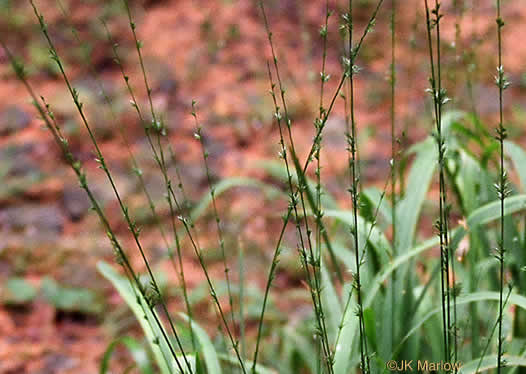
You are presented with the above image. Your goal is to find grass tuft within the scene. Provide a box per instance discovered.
[3,1,526,373]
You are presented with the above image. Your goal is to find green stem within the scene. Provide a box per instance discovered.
[496,0,508,371]
[390,0,397,355]
[2,42,182,374]
[191,103,236,329]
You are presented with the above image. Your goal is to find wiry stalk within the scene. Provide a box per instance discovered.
[238,240,246,363]
[316,0,331,290]
[434,1,457,362]
[424,0,445,358]
[459,4,483,356]
[102,11,198,350]
[170,191,248,373]
[333,176,389,353]
[256,0,384,287]
[251,198,292,372]
[455,3,482,354]
[28,3,194,373]
[191,102,236,327]
[476,285,513,373]
[258,4,334,372]
[316,3,331,369]
[495,0,510,371]
[169,146,192,215]
[389,0,397,355]
[344,1,370,371]
[424,0,456,365]
[1,43,184,374]
[253,2,384,372]
[114,3,246,369]
[267,64,333,373]
[250,66,295,374]
[55,4,197,350]
[465,0,481,121]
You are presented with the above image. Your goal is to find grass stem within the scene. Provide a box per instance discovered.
[495,0,509,371]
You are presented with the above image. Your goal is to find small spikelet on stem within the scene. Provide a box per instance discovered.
[495,0,509,372]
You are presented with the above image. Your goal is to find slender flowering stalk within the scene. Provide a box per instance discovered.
[111,3,246,369]
[315,0,331,306]
[390,0,397,257]
[169,190,248,373]
[55,7,195,348]
[465,5,482,351]
[389,0,398,354]
[101,13,198,350]
[256,0,384,287]
[258,3,334,371]
[58,4,188,309]
[169,146,191,211]
[191,101,236,328]
[475,284,512,373]
[1,42,186,374]
[316,2,331,274]
[333,176,389,355]
[28,4,194,373]
[452,0,461,93]
[423,0,457,365]
[464,0,481,121]
[255,2,384,372]
[448,2,470,365]
[268,64,333,373]
[495,0,510,371]
[259,2,383,367]
[424,0,446,360]
[344,1,370,371]
[315,3,331,368]
[238,239,246,363]
[141,148,247,372]
[251,64,295,374]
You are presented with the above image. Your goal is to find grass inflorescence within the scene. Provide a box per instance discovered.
[423,0,457,365]
[494,0,510,372]
[3,0,526,373]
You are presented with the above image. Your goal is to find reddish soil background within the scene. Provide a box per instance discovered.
[1,0,526,372]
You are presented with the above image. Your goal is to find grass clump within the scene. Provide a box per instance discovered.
[3,1,526,373]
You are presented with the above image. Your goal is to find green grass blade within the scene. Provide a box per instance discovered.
[505,140,526,191]
[324,210,392,262]
[464,194,526,227]
[321,259,342,341]
[255,160,338,209]
[361,186,392,226]
[399,292,526,348]
[392,137,436,349]
[459,355,526,373]
[330,241,357,274]
[190,177,283,222]
[217,353,275,374]
[365,194,526,308]
[100,336,154,374]
[365,234,442,308]
[283,327,319,373]
[396,136,437,252]
[179,313,222,374]
[454,149,494,213]
[333,285,359,374]
[97,261,172,374]
[363,308,378,355]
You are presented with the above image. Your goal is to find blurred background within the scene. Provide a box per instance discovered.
[1,0,526,372]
